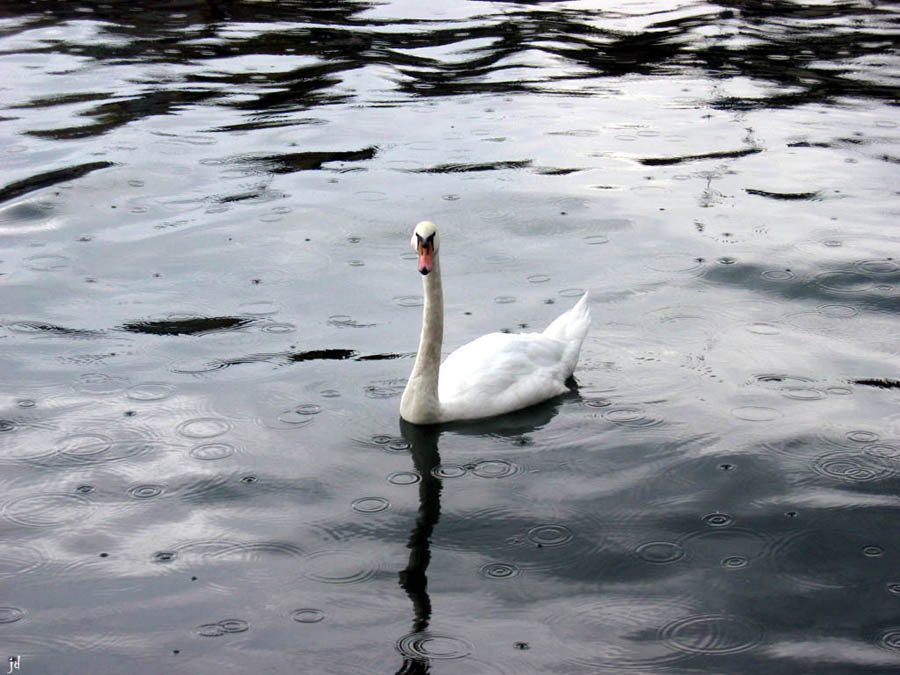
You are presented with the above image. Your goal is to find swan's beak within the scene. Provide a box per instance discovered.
[417,238,434,275]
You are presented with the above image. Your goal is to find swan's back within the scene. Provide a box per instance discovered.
[437,293,591,422]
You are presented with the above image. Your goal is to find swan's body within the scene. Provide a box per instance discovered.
[400,221,591,425]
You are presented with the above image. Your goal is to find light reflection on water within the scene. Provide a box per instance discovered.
[1,0,899,672]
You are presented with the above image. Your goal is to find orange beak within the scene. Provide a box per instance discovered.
[417,239,434,275]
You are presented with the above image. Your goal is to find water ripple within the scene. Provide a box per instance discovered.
[702,512,734,527]
[812,452,894,482]
[678,527,771,568]
[2,493,94,528]
[58,432,113,459]
[847,430,880,444]
[526,524,574,547]
[189,442,236,461]
[814,271,874,293]
[0,544,49,579]
[127,484,164,500]
[291,608,325,624]
[431,463,468,478]
[872,626,900,657]
[646,254,704,274]
[197,618,249,637]
[303,550,378,585]
[863,443,900,460]
[0,607,25,624]
[74,373,129,395]
[732,406,781,422]
[856,258,900,275]
[363,380,406,399]
[470,459,522,478]
[396,632,472,661]
[386,471,421,486]
[603,406,662,427]
[772,529,896,589]
[176,417,231,438]
[635,541,685,564]
[351,496,390,514]
[479,562,521,580]
[125,382,175,402]
[547,597,693,670]
[660,614,764,655]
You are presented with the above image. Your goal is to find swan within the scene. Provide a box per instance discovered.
[400,221,591,424]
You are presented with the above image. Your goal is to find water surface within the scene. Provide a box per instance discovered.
[1,1,900,673]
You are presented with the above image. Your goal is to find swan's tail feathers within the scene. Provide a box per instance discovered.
[543,291,591,342]
[543,292,591,376]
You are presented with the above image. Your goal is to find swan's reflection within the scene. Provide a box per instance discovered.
[394,392,573,673]
[396,419,442,674]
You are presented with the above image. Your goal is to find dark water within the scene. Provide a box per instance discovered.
[1,1,900,672]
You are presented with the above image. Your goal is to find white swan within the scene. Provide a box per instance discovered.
[400,221,591,425]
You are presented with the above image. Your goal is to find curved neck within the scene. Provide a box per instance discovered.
[400,254,443,424]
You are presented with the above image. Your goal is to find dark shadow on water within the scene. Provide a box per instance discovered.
[745,188,823,201]
[0,161,114,204]
[288,348,358,363]
[853,378,900,390]
[118,316,252,336]
[638,147,762,167]
[239,147,378,174]
[222,348,407,368]
[353,352,410,362]
[702,260,900,315]
[23,90,226,140]
[4,320,104,339]
[409,160,532,174]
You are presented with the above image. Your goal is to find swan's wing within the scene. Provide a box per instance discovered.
[438,332,570,421]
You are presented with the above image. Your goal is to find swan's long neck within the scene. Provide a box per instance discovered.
[400,254,443,424]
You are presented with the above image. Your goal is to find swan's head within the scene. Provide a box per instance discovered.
[411,221,439,275]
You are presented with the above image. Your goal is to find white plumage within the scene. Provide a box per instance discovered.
[400,221,591,425]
